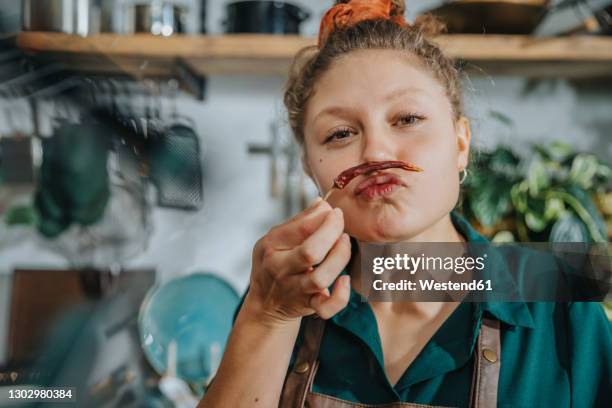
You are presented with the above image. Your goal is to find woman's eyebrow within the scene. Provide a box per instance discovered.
[313,106,355,123]
[313,88,427,123]
[384,87,426,102]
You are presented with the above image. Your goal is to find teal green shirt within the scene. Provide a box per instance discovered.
[234,212,611,407]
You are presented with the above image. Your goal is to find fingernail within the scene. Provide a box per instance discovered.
[334,207,343,217]
[343,275,351,287]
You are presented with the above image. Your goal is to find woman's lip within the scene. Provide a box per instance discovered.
[358,183,401,200]
[354,173,403,196]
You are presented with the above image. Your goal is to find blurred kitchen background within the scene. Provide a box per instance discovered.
[0,0,611,406]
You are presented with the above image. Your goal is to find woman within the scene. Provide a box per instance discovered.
[199,1,611,406]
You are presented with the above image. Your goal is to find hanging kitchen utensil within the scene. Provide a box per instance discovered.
[29,78,155,268]
[224,1,311,34]
[34,121,111,238]
[247,120,282,199]
[148,81,203,210]
[149,118,203,210]
[0,136,35,185]
[83,78,202,212]
[46,177,153,268]
[0,99,36,186]
[50,111,152,263]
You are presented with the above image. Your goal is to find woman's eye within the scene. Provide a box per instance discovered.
[324,128,353,143]
[395,114,424,126]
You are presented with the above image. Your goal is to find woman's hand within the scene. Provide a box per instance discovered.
[244,197,352,327]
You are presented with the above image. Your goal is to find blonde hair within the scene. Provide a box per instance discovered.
[283,0,462,146]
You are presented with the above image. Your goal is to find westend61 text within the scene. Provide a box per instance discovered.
[372,279,493,292]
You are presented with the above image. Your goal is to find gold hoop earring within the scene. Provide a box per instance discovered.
[459,168,468,185]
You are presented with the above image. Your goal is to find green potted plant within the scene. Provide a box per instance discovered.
[460,141,610,244]
[458,140,611,319]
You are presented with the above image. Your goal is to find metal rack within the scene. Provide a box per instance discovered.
[0,42,203,211]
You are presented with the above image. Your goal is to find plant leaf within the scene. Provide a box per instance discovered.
[596,163,612,181]
[549,214,590,242]
[468,176,513,227]
[492,230,515,243]
[525,210,548,232]
[548,141,575,163]
[528,159,550,197]
[489,147,521,180]
[544,196,565,221]
[550,186,607,243]
[569,154,599,189]
[511,181,529,214]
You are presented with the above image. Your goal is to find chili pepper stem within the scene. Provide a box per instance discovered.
[322,188,335,201]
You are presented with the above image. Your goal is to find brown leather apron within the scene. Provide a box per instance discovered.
[279,315,501,408]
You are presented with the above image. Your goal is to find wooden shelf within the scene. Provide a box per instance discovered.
[16,32,612,78]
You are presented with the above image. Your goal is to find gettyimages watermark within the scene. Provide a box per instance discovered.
[358,242,611,302]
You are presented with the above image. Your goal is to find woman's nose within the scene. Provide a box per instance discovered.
[361,129,396,162]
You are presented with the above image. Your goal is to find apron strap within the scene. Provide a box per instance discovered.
[469,316,501,408]
[279,315,326,408]
[280,314,502,408]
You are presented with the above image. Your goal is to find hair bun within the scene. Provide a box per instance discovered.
[334,0,406,15]
[321,0,409,48]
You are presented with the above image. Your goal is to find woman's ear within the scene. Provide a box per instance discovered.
[455,116,471,170]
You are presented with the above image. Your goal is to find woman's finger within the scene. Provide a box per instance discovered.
[266,199,333,249]
[269,209,343,274]
[254,200,331,265]
[298,233,351,293]
[278,208,345,272]
[310,274,351,319]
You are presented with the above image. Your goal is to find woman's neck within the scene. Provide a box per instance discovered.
[347,213,466,316]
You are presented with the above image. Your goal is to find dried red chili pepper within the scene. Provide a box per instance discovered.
[323,160,423,200]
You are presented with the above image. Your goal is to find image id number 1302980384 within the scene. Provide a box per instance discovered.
[3,387,76,403]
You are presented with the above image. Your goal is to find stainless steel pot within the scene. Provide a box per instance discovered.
[132,3,184,36]
[22,0,97,36]
[225,1,310,34]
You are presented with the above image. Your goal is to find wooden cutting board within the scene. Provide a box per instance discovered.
[8,268,155,365]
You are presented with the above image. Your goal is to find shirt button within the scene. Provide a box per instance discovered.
[482,348,498,363]
[294,362,310,374]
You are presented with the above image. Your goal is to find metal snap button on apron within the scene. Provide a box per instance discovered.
[483,348,498,363]
[294,361,310,374]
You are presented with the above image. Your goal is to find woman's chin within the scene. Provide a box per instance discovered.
[349,219,418,243]
[343,197,426,242]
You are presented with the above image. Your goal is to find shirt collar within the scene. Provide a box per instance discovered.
[451,211,535,329]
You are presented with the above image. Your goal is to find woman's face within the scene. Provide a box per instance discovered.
[302,49,471,242]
